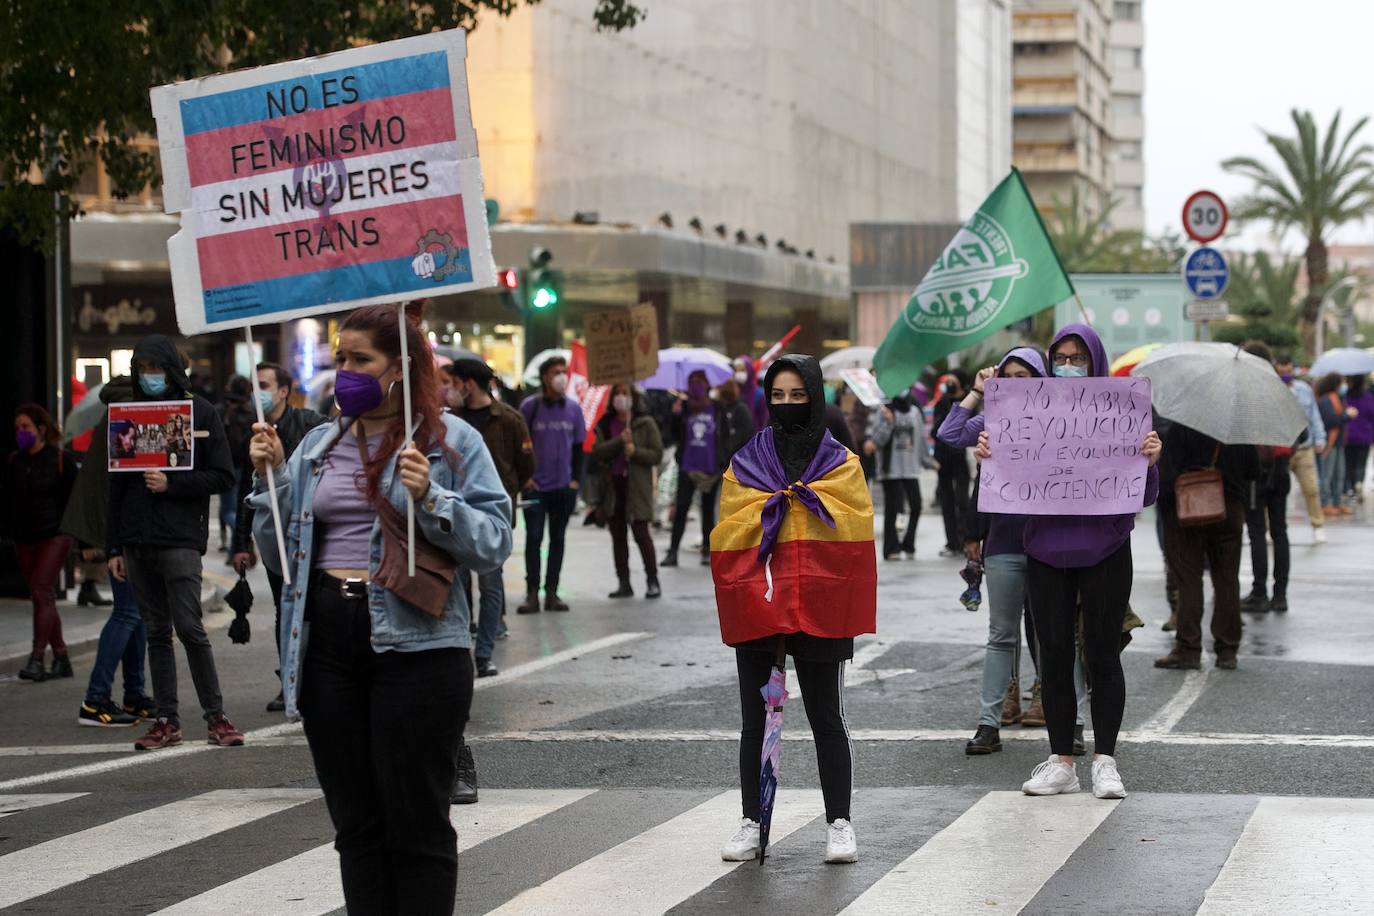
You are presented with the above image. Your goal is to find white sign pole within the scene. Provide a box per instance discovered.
[397,304,417,577]
[244,325,291,585]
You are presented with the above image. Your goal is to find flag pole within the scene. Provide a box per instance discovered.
[397,303,416,577]
[244,325,291,586]
[1073,293,1093,326]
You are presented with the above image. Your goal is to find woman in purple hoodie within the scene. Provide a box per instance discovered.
[976,324,1161,800]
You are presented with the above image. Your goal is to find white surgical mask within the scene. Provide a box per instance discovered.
[256,390,276,415]
[733,370,748,385]
[550,373,569,395]
[612,394,632,414]
[1054,365,1088,379]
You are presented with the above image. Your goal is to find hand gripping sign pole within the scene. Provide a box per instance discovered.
[397,303,417,577]
[244,324,292,585]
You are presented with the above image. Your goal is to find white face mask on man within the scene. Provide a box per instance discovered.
[612,394,632,414]
[549,372,569,395]
[733,370,748,385]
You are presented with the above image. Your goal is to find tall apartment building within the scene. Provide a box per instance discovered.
[1011,0,1115,218]
[1108,0,1145,230]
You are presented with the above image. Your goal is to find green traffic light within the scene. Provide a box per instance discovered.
[531,286,559,310]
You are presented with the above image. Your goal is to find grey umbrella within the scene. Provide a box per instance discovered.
[1310,347,1374,379]
[63,383,107,443]
[1132,342,1307,446]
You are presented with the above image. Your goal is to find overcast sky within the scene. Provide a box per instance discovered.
[1144,0,1374,249]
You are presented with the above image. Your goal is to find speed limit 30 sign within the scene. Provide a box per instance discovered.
[1183,191,1228,243]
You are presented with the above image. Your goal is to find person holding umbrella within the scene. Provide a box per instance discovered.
[710,355,876,865]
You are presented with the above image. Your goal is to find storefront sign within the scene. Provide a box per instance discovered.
[73,287,178,336]
[977,376,1152,516]
[108,401,195,471]
[151,30,495,334]
[584,303,660,385]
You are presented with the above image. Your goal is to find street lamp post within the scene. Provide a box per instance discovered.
[1315,275,1359,359]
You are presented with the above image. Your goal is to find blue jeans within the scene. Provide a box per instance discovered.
[978,553,1087,729]
[460,566,504,660]
[523,488,576,594]
[83,577,147,705]
[1319,448,1346,507]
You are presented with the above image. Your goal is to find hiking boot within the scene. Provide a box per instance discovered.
[1091,755,1127,799]
[964,724,1002,755]
[476,657,499,678]
[123,696,156,720]
[134,718,182,751]
[451,742,478,805]
[608,578,634,599]
[1022,755,1079,796]
[545,594,570,612]
[1000,677,1022,725]
[18,655,46,681]
[1154,648,1202,670]
[78,699,138,728]
[207,715,245,747]
[1269,594,1288,613]
[645,578,662,599]
[516,592,541,615]
[266,691,286,713]
[1072,724,1086,756]
[1241,590,1270,613]
[660,550,679,568]
[720,818,761,861]
[48,654,73,679]
[1021,682,1046,727]
[825,819,858,864]
[77,581,112,607]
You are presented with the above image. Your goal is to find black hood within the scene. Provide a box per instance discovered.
[763,354,826,481]
[131,335,190,396]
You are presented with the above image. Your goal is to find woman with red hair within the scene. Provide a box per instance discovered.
[248,302,512,914]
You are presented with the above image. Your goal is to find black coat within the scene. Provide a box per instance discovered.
[229,404,329,554]
[106,335,237,555]
[3,444,78,543]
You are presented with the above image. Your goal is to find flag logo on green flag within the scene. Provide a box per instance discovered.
[873,168,1074,395]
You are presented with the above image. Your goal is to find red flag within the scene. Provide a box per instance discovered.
[569,341,609,452]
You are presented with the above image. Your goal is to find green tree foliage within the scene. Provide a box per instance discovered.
[1222,109,1374,344]
[1212,251,1303,352]
[0,0,644,249]
[1043,187,1180,274]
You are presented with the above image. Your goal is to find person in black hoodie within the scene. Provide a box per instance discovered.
[106,335,243,751]
[931,372,973,557]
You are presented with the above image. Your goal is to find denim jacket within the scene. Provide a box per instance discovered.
[248,413,512,719]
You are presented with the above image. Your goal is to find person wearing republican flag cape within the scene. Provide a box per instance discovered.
[711,354,877,865]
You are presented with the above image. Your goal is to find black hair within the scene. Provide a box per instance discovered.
[257,361,293,391]
[449,358,495,388]
[540,355,567,378]
[1315,373,1343,397]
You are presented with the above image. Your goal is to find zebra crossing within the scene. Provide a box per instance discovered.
[1,786,1371,914]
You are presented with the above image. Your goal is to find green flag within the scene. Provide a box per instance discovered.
[872,168,1074,395]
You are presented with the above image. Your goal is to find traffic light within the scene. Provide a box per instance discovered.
[526,246,560,312]
[497,267,520,313]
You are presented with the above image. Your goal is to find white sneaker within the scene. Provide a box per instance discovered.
[1092,755,1127,799]
[825,818,858,864]
[720,818,761,861]
[1313,525,1327,545]
[1021,755,1080,796]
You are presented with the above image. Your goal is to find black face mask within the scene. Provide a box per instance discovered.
[770,402,810,433]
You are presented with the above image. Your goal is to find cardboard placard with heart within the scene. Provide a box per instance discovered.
[586,303,660,385]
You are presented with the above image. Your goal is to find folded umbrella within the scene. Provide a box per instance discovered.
[757,639,789,866]
[959,558,984,612]
[1132,342,1307,446]
[1310,347,1374,379]
[638,348,732,391]
[226,572,253,645]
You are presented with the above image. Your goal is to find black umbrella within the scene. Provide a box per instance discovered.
[226,573,253,644]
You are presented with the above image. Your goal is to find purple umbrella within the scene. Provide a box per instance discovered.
[638,348,733,391]
[757,641,789,865]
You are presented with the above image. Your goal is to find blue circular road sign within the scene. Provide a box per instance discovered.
[1182,246,1229,300]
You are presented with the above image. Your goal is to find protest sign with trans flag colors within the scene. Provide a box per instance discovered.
[151,30,495,335]
[872,168,1074,395]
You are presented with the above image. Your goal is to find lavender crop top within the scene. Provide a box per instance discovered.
[312,431,385,569]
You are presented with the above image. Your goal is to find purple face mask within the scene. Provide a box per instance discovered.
[1280,373,1294,384]
[688,380,709,400]
[334,369,386,416]
[15,429,37,452]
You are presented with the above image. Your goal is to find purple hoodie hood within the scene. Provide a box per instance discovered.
[999,346,1047,378]
[1022,323,1159,568]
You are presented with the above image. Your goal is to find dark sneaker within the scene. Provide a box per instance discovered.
[1269,594,1288,613]
[266,692,286,713]
[1072,724,1086,756]
[1215,654,1238,670]
[660,551,679,568]
[476,657,499,678]
[545,594,570,612]
[78,699,138,728]
[77,582,113,607]
[516,593,541,615]
[207,715,245,747]
[1154,649,1202,670]
[964,724,1001,755]
[122,696,156,720]
[645,578,662,599]
[49,654,74,679]
[134,718,183,751]
[451,742,479,805]
[18,655,46,681]
[1241,591,1270,613]
[608,579,634,599]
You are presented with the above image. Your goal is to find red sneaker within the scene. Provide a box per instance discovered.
[133,718,183,751]
[207,715,245,747]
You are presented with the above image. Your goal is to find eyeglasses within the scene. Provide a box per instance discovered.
[1051,353,1091,367]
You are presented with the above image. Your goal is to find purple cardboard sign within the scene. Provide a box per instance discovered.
[977,376,1153,516]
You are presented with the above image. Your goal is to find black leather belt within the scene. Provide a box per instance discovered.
[313,571,369,600]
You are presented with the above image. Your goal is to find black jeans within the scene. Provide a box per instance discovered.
[881,478,921,557]
[1026,544,1131,757]
[936,467,970,551]
[736,649,851,823]
[610,475,657,580]
[668,472,719,556]
[1246,486,1290,598]
[1345,443,1370,494]
[124,547,223,724]
[300,579,470,916]
[1163,498,1245,657]
[523,487,576,594]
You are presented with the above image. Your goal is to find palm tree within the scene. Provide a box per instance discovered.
[1044,188,1173,273]
[1223,109,1374,349]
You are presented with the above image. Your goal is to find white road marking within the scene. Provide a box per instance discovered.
[486,789,824,915]
[0,788,320,909]
[1137,668,1211,736]
[475,631,652,692]
[839,790,1116,915]
[155,788,595,915]
[0,793,87,817]
[1197,796,1374,914]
